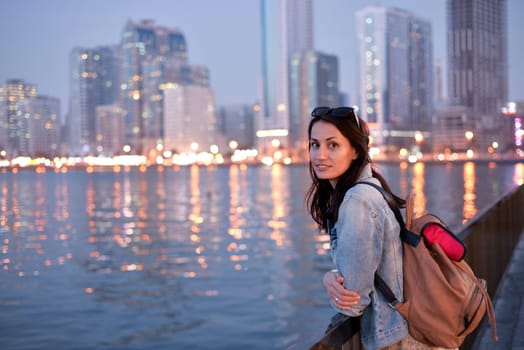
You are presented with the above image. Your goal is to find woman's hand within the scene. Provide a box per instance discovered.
[323,270,360,310]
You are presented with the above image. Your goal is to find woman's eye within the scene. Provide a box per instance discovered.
[328,142,338,149]
[310,141,319,148]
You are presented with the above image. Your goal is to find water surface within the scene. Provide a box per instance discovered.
[0,161,522,349]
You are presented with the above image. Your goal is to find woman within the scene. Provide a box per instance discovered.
[306,106,447,350]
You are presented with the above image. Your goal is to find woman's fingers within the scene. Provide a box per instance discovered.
[340,289,359,298]
[332,282,360,309]
[324,270,360,309]
[335,297,359,309]
[333,290,360,309]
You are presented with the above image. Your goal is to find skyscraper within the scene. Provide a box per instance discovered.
[217,105,256,150]
[356,6,433,150]
[120,20,187,154]
[259,0,313,152]
[289,51,339,158]
[18,95,61,157]
[408,17,433,136]
[142,56,209,153]
[434,58,446,107]
[95,104,125,156]
[163,84,220,155]
[0,79,37,157]
[447,0,508,152]
[69,46,118,155]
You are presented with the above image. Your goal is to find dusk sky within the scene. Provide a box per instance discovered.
[1,0,523,117]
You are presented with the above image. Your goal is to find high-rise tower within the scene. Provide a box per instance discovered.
[0,79,37,157]
[18,95,61,157]
[120,19,187,153]
[356,6,433,150]
[447,0,508,151]
[69,46,118,155]
[163,84,219,155]
[259,0,313,153]
[289,51,339,158]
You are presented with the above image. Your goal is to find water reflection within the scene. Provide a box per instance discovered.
[189,165,204,274]
[411,162,427,216]
[0,162,522,349]
[398,162,410,199]
[227,164,250,270]
[515,162,524,186]
[463,162,478,223]
[228,164,241,240]
[53,174,70,222]
[269,164,288,248]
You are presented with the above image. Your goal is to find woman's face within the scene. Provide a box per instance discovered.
[309,120,358,188]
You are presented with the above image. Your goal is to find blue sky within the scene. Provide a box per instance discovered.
[1,0,523,116]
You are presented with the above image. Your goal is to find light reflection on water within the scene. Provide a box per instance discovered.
[0,162,522,349]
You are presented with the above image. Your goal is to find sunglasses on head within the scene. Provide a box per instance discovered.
[310,106,360,128]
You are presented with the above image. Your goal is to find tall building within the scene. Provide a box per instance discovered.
[447,0,508,152]
[434,58,446,106]
[0,79,37,156]
[289,51,339,158]
[120,19,187,153]
[512,102,524,154]
[68,46,118,155]
[0,99,5,155]
[286,0,314,54]
[259,0,313,152]
[142,56,180,153]
[356,7,433,151]
[163,84,222,154]
[408,17,433,137]
[95,104,125,156]
[433,105,474,153]
[500,102,523,154]
[142,55,209,153]
[217,105,256,150]
[18,95,61,157]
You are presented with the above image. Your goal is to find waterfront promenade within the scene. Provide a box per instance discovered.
[474,228,524,350]
[458,183,524,350]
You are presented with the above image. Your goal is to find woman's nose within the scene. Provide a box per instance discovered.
[315,145,328,159]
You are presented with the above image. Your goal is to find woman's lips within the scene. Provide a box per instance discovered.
[315,163,330,172]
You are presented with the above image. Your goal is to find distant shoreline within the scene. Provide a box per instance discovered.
[1,154,522,174]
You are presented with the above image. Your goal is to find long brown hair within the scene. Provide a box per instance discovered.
[305,108,405,230]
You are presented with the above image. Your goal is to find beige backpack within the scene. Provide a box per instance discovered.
[362,182,498,348]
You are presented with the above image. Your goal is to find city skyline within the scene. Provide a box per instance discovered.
[1,0,523,118]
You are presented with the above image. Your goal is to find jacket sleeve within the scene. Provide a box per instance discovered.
[332,191,384,316]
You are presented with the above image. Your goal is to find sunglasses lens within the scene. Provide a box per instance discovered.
[331,107,353,117]
[311,107,360,128]
[311,107,331,117]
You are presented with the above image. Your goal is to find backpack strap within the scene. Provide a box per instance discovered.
[358,182,420,247]
[405,194,415,230]
[456,262,499,342]
[373,273,400,308]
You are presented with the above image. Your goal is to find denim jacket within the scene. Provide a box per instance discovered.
[328,164,408,350]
